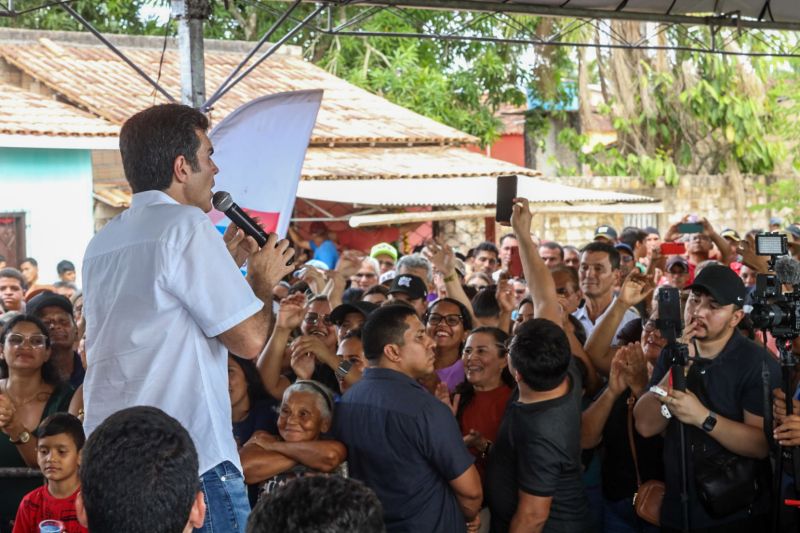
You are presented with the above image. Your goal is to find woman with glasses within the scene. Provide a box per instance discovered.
[425,298,473,393]
[0,315,74,529]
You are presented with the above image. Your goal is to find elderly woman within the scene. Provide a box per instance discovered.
[0,315,73,528]
[240,380,347,498]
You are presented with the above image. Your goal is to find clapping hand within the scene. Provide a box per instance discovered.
[276,293,307,331]
[618,272,656,307]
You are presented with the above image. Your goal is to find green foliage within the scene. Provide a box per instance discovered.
[0,0,164,34]
[750,179,800,220]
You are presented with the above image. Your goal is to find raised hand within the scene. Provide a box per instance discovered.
[496,277,515,314]
[290,335,335,366]
[607,349,628,397]
[510,197,533,238]
[618,271,656,307]
[298,265,326,295]
[276,293,307,331]
[335,250,363,278]
[290,351,316,380]
[423,239,456,275]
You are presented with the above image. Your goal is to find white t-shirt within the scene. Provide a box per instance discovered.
[82,190,263,474]
[572,298,640,342]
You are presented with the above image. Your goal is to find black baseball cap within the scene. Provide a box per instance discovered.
[330,301,379,326]
[687,265,745,307]
[26,291,73,317]
[594,225,618,242]
[388,274,428,300]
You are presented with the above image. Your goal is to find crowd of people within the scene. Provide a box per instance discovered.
[1,102,800,533]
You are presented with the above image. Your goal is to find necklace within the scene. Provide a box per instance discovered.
[0,382,49,407]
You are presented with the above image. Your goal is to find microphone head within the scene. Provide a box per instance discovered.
[212,191,233,212]
[774,256,800,286]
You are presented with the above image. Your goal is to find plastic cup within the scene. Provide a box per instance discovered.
[39,520,64,533]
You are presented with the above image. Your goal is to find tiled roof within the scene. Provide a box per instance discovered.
[0,82,118,137]
[0,28,475,146]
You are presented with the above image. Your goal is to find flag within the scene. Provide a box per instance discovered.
[208,89,323,237]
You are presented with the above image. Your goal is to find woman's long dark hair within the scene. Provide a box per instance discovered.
[229,353,270,409]
[0,314,60,385]
[454,326,515,421]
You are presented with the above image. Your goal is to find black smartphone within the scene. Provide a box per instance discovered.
[677,223,703,234]
[656,287,683,343]
[495,175,517,225]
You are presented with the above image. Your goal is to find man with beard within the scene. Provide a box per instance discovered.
[634,265,779,531]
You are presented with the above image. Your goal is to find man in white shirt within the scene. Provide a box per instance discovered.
[82,104,294,533]
[572,241,638,338]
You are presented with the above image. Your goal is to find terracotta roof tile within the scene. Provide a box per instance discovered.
[0,29,475,146]
[0,83,118,137]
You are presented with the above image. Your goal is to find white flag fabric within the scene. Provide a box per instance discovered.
[208,89,323,237]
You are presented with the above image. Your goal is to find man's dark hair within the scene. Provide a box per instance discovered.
[499,233,517,245]
[363,284,389,298]
[247,475,385,533]
[474,241,499,257]
[35,412,85,451]
[550,265,579,292]
[362,304,417,362]
[119,104,210,193]
[56,260,75,275]
[539,241,564,260]
[0,267,26,290]
[509,318,571,391]
[0,314,58,384]
[470,288,500,320]
[80,406,199,533]
[619,228,647,250]
[580,241,620,270]
[19,257,37,268]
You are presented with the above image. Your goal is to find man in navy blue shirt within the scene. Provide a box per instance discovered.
[333,304,482,533]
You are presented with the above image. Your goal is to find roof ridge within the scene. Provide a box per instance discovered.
[0,27,302,56]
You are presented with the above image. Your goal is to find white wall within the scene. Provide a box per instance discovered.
[0,147,94,285]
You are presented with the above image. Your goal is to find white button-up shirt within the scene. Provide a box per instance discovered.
[82,191,263,474]
[572,297,640,342]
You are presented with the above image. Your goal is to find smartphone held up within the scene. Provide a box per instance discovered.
[495,175,518,225]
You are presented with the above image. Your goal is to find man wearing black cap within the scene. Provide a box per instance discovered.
[635,265,779,530]
[594,225,618,244]
[330,300,378,343]
[387,274,428,318]
[27,291,83,388]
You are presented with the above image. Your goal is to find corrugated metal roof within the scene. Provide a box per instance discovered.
[297,175,656,206]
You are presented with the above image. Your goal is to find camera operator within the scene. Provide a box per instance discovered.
[634,265,780,532]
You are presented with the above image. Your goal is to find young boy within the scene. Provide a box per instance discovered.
[13,413,87,533]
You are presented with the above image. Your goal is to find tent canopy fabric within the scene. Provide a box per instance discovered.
[313,0,800,29]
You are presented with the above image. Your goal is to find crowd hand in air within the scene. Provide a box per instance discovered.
[617,271,656,307]
[298,265,326,294]
[738,234,770,274]
[496,277,515,314]
[290,335,336,369]
[423,239,456,276]
[335,250,363,279]
[276,293,308,331]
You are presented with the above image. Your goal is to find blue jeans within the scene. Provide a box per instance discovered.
[602,496,660,533]
[195,461,250,533]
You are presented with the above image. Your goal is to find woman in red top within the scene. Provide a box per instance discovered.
[452,327,515,480]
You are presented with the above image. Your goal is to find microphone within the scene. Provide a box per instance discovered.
[212,191,268,247]
[774,256,800,286]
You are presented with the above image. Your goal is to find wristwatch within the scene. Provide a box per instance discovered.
[701,411,717,433]
[335,360,353,380]
[10,430,31,445]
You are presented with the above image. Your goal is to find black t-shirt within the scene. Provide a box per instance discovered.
[648,330,780,528]
[486,362,591,533]
[600,389,664,501]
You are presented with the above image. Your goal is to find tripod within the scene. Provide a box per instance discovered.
[665,341,691,533]
[771,336,800,533]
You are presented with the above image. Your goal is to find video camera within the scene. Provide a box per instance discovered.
[749,233,800,340]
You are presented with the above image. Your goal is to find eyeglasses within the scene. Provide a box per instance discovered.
[427,313,463,327]
[304,313,333,327]
[6,333,47,348]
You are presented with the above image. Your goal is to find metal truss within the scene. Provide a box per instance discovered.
[241,0,800,59]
